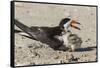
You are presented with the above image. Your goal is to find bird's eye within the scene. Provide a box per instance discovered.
[67,30,70,32]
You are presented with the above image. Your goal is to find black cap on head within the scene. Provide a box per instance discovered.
[59,18,71,30]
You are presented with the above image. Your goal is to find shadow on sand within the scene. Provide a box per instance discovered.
[76,46,96,52]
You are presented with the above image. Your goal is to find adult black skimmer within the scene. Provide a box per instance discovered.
[14,18,82,51]
[58,18,82,51]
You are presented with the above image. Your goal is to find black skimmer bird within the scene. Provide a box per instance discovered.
[57,18,82,51]
[14,18,82,51]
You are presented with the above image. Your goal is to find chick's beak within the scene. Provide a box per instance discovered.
[70,20,81,30]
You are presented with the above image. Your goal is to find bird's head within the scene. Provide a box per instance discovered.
[59,18,81,32]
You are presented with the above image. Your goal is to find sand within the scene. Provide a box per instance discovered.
[14,2,97,66]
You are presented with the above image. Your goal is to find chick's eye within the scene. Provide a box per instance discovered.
[67,30,70,32]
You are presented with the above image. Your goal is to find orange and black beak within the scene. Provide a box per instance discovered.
[70,20,81,30]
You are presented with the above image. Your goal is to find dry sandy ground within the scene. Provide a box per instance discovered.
[14,2,97,66]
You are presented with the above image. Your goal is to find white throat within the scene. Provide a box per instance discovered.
[63,19,72,29]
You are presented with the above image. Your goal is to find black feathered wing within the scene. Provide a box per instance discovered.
[14,19,63,50]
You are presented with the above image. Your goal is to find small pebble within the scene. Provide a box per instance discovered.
[84,54,87,57]
[70,54,78,61]
[28,45,33,48]
[54,56,59,59]
[18,47,22,49]
[30,62,35,65]
[91,13,94,15]
[88,38,91,41]
[26,10,30,13]
[60,60,63,64]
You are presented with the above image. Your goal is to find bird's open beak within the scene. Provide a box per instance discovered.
[70,20,81,30]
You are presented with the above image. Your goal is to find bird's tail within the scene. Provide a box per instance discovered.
[14,19,37,40]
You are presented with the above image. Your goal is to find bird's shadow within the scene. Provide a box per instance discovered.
[75,46,96,52]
